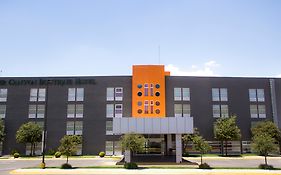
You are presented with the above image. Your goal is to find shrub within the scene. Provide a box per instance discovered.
[39,162,46,169]
[11,149,19,155]
[13,153,20,158]
[47,149,56,155]
[124,162,138,169]
[99,152,105,157]
[199,163,211,169]
[259,164,274,170]
[61,163,72,169]
[55,151,62,158]
[182,152,189,157]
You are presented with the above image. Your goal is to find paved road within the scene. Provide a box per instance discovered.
[1,156,281,175]
[0,157,119,175]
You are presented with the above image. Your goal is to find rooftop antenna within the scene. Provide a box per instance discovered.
[158,45,161,64]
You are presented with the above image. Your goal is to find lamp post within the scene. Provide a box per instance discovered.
[42,80,52,164]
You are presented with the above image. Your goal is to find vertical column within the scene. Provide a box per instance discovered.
[124,150,131,163]
[167,134,172,155]
[270,79,280,128]
[175,134,182,163]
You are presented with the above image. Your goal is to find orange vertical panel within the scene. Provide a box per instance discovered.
[132,65,166,118]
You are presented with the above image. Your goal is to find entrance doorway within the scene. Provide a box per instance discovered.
[137,135,166,155]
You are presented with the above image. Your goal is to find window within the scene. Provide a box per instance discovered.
[68,88,84,101]
[30,88,46,102]
[0,105,6,118]
[66,121,83,135]
[174,88,181,101]
[213,104,228,118]
[28,105,45,118]
[67,104,75,118]
[183,104,191,117]
[212,88,228,101]
[115,104,122,118]
[174,88,190,101]
[150,101,154,114]
[150,84,153,96]
[182,88,190,101]
[144,100,149,114]
[106,121,113,135]
[37,105,45,118]
[76,88,84,101]
[258,105,266,118]
[174,104,182,117]
[107,104,122,118]
[220,88,228,101]
[105,141,113,155]
[257,89,265,102]
[68,88,76,101]
[76,104,83,118]
[75,121,83,135]
[66,121,75,135]
[212,105,220,118]
[249,89,264,102]
[174,104,191,117]
[67,104,83,118]
[0,89,8,102]
[249,89,266,118]
[221,105,229,118]
[144,84,148,96]
[250,104,266,118]
[30,89,38,101]
[106,104,114,118]
[115,87,123,101]
[114,141,122,155]
[26,142,42,156]
[107,88,114,101]
[107,87,123,101]
[249,89,257,102]
[105,141,122,156]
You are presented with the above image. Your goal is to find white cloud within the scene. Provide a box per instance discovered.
[165,60,220,76]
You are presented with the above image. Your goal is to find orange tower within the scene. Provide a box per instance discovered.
[132,65,170,117]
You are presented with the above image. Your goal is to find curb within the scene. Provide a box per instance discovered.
[10,168,281,175]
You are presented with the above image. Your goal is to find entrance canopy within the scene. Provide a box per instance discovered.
[113,117,193,134]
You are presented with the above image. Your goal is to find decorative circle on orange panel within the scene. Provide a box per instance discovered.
[137,101,142,106]
[155,101,160,106]
[137,92,142,96]
[155,109,160,114]
[138,109,142,114]
[155,84,160,89]
[155,92,160,96]
[137,84,142,88]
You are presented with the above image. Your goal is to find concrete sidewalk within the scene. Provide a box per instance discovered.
[10,168,281,175]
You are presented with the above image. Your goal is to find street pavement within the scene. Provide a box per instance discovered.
[0,157,119,175]
[1,156,281,175]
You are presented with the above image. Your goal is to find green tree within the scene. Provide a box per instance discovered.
[192,135,212,165]
[120,133,146,162]
[214,116,241,156]
[0,119,5,143]
[58,135,82,164]
[252,133,278,165]
[251,121,281,153]
[16,122,42,156]
[182,128,199,154]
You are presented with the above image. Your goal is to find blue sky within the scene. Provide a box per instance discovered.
[0,0,281,77]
